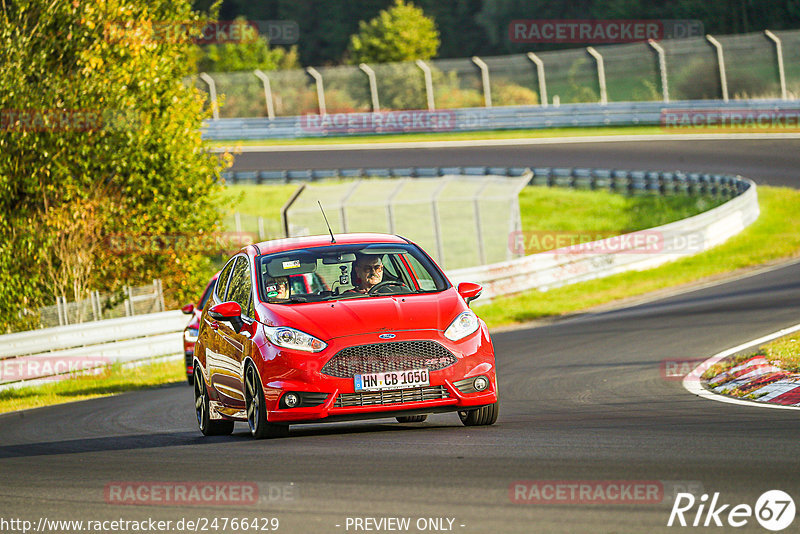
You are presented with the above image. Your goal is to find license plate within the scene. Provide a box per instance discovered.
[354,368,430,391]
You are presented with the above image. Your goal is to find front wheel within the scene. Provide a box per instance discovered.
[194,370,234,436]
[244,364,289,439]
[458,402,498,426]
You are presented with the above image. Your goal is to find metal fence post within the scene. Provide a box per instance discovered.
[258,216,266,240]
[198,72,220,120]
[764,30,788,101]
[155,279,165,313]
[473,182,491,265]
[234,212,242,233]
[124,286,132,317]
[253,69,276,120]
[56,296,65,326]
[431,178,451,269]
[385,179,407,234]
[705,35,729,102]
[648,39,669,102]
[526,52,548,107]
[306,66,327,116]
[586,47,608,105]
[281,184,307,238]
[359,63,381,112]
[415,59,436,111]
[472,56,492,108]
[339,180,362,233]
[91,291,99,321]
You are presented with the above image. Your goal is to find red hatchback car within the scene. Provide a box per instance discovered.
[181,273,219,384]
[192,233,498,438]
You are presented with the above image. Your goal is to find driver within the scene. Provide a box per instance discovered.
[350,253,383,293]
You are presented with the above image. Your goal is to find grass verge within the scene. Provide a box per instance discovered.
[0,358,184,414]
[475,186,800,327]
[221,182,723,241]
[699,333,800,401]
[207,125,665,147]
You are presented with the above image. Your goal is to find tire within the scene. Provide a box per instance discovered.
[458,402,498,426]
[396,415,428,423]
[194,370,234,436]
[186,372,194,386]
[244,364,289,439]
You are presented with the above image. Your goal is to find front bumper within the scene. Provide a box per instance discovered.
[254,326,497,424]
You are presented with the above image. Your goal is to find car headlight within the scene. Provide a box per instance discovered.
[444,310,479,341]
[264,325,327,352]
[184,328,199,343]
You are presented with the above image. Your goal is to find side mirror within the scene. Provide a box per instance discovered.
[457,282,483,305]
[209,301,244,333]
[181,303,195,315]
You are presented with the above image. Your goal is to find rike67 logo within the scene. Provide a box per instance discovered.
[668,490,795,531]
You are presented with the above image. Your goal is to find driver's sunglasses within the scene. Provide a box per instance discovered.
[361,264,383,273]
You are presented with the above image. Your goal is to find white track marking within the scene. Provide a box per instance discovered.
[683,323,800,410]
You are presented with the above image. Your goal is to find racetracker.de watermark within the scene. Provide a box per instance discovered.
[661,108,800,133]
[104,20,298,45]
[104,482,296,507]
[511,480,705,506]
[0,109,140,133]
[508,230,705,256]
[509,19,703,43]
[301,110,458,135]
[0,355,109,383]
[105,232,256,256]
[661,358,714,381]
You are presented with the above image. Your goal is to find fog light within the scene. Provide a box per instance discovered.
[473,376,489,392]
[283,392,300,408]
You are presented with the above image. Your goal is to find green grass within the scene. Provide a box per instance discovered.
[0,358,184,414]
[222,182,723,240]
[476,186,800,327]
[207,125,667,147]
[761,334,800,373]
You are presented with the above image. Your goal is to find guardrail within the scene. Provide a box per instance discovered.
[0,311,185,390]
[0,166,758,389]
[202,99,800,141]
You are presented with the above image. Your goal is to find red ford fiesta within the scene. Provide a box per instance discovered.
[192,233,498,438]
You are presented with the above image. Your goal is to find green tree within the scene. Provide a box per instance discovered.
[0,0,230,332]
[198,18,300,72]
[347,0,440,64]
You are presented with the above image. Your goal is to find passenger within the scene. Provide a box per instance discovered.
[266,276,290,299]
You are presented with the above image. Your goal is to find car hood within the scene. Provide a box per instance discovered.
[257,288,465,341]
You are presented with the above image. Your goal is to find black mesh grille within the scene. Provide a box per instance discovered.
[334,386,450,407]
[321,341,457,378]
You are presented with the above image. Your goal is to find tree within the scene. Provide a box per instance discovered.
[198,18,300,72]
[346,0,440,64]
[0,0,230,332]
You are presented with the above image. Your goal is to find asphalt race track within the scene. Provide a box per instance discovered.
[2,139,800,533]
[230,138,800,188]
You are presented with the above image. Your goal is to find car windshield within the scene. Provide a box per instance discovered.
[257,243,448,304]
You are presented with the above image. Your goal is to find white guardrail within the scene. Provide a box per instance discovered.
[0,172,759,389]
[0,311,186,390]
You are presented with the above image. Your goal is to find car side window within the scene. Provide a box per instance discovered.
[227,256,254,318]
[215,258,237,302]
[403,253,437,290]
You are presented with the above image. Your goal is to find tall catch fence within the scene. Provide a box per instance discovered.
[192,30,799,119]
[282,175,529,270]
[16,280,166,332]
